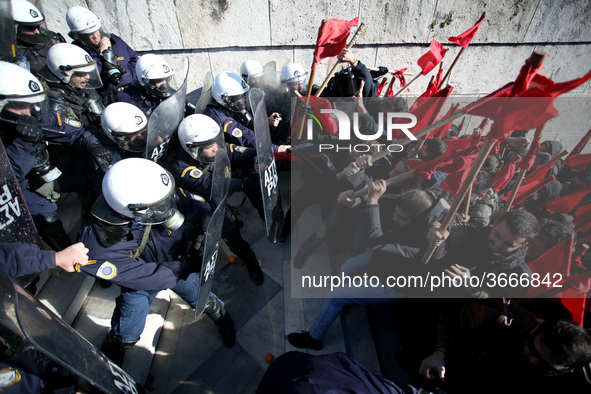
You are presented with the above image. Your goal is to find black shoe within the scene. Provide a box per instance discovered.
[288,331,323,350]
[293,252,307,269]
[276,232,288,246]
[215,313,236,347]
[245,258,264,285]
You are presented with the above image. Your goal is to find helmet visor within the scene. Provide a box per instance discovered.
[110,124,148,152]
[126,175,178,225]
[145,77,174,98]
[63,62,102,89]
[222,92,248,113]
[185,131,225,164]
[0,88,49,118]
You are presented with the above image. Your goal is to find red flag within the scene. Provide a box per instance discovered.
[404,145,480,180]
[574,204,591,234]
[503,171,555,207]
[417,40,448,76]
[439,152,480,196]
[444,137,475,151]
[570,126,591,156]
[564,153,591,172]
[448,13,486,48]
[518,125,544,172]
[491,158,517,192]
[292,96,338,136]
[559,293,586,326]
[431,103,460,139]
[313,18,359,63]
[546,185,591,213]
[526,237,573,298]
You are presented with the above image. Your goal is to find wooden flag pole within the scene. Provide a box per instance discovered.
[463,183,473,217]
[420,138,496,265]
[348,170,416,200]
[438,47,465,90]
[315,23,367,97]
[294,59,318,140]
[391,73,421,98]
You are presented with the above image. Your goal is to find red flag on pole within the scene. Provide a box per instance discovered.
[417,40,448,76]
[439,153,480,195]
[376,78,388,96]
[564,153,591,172]
[292,96,338,136]
[570,126,591,156]
[448,13,486,48]
[574,204,591,234]
[491,158,517,192]
[404,145,480,180]
[526,237,573,298]
[546,185,591,213]
[518,125,544,172]
[313,18,359,63]
[502,171,555,207]
[558,292,586,326]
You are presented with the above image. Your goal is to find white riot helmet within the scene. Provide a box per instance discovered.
[177,114,224,163]
[97,158,184,230]
[0,60,48,115]
[240,59,264,86]
[136,54,175,98]
[102,102,148,153]
[11,0,44,25]
[280,62,307,93]
[212,71,249,113]
[46,43,102,89]
[66,6,101,35]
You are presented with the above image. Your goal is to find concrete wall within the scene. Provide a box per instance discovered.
[40,0,591,150]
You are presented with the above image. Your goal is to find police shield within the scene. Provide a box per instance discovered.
[249,88,284,243]
[194,71,213,114]
[0,0,16,61]
[0,141,38,245]
[146,57,189,164]
[0,272,141,393]
[194,148,231,317]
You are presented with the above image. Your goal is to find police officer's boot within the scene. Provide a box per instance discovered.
[36,212,72,252]
[204,294,236,347]
[101,330,138,367]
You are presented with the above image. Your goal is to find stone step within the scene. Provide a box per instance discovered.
[70,281,172,386]
[36,272,96,325]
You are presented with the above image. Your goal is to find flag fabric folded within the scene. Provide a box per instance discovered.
[491,158,517,192]
[525,237,573,298]
[564,153,591,172]
[376,78,388,96]
[448,13,486,48]
[431,103,460,139]
[417,40,448,76]
[313,18,359,63]
[404,145,480,180]
[503,170,555,207]
[518,124,544,171]
[546,185,591,213]
[574,204,591,234]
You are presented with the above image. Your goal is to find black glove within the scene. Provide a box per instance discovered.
[15,115,44,144]
[88,143,113,172]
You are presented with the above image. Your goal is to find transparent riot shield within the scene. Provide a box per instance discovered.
[0,272,141,393]
[0,141,38,245]
[194,148,231,317]
[249,88,284,243]
[194,71,213,114]
[0,0,16,61]
[146,57,189,164]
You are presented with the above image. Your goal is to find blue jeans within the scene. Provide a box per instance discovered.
[112,273,203,341]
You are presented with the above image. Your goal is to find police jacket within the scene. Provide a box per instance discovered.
[168,142,256,202]
[203,104,279,152]
[15,30,65,78]
[0,242,56,279]
[78,190,210,291]
[111,82,194,118]
[46,82,104,129]
[72,34,138,98]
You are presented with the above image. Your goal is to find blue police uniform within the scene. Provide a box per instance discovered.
[77,188,233,365]
[203,104,279,151]
[72,34,138,98]
[111,82,195,117]
[0,243,56,279]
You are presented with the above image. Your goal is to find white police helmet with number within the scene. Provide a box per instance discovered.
[11,0,44,25]
[102,102,148,153]
[177,114,224,163]
[212,71,249,112]
[66,6,101,35]
[99,158,184,230]
[46,43,102,88]
[135,53,175,98]
[0,61,48,114]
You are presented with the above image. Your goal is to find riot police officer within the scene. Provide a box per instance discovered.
[78,158,235,366]
[11,0,66,78]
[66,5,138,99]
[168,114,266,285]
